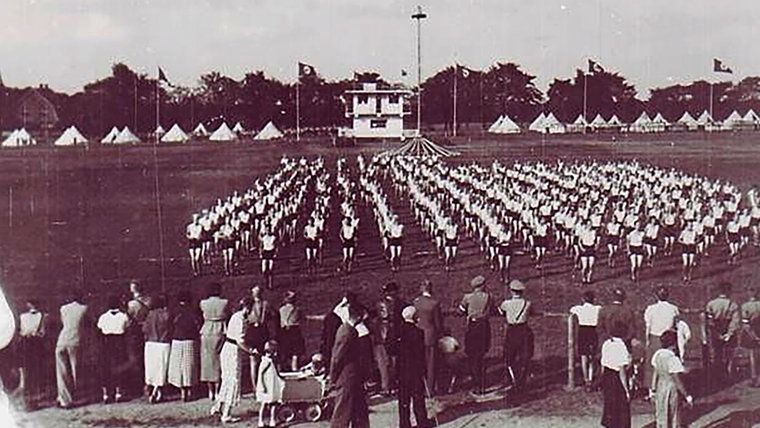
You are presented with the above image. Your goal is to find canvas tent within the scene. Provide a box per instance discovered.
[590,114,607,129]
[209,122,237,142]
[232,122,245,134]
[744,109,760,124]
[630,112,652,133]
[54,126,88,146]
[113,126,141,144]
[496,115,520,134]
[568,115,588,133]
[722,110,744,130]
[676,112,699,131]
[101,126,120,143]
[193,123,209,137]
[696,110,720,131]
[650,113,669,132]
[606,115,624,130]
[2,129,36,147]
[161,124,189,143]
[153,125,166,137]
[542,112,566,134]
[254,121,284,140]
[487,116,504,133]
[528,112,546,132]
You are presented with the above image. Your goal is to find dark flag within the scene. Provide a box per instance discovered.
[401,69,408,77]
[713,58,733,73]
[457,63,471,78]
[158,67,170,83]
[298,62,316,79]
[588,59,604,74]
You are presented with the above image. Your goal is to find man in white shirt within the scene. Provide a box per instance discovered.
[56,290,89,408]
[643,287,680,395]
[570,291,601,388]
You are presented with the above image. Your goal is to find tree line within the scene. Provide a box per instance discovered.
[1,62,760,136]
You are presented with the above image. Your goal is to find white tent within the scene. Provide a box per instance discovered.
[152,125,166,137]
[629,112,652,133]
[2,129,36,147]
[209,122,237,142]
[160,124,189,143]
[113,126,141,144]
[101,126,120,143]
[528,112,546,132]
[696,110,721,131]
[744,109,760,124]
[496,115,521,134]
[568,115,588,133]
[232,122,245,134]
[677,112,699,131]
[193,123,209,137]
[606,115,624,130]
[542,112,566,134]
[590,114,607,129]
[650,113,669,132]
[722,110,744,130]
[54,126,88,146]
[254,121,284,140]
[487,115,505,133]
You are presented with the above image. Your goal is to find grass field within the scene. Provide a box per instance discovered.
[3,132,760,427]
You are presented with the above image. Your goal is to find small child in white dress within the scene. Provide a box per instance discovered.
[256,340,284,428]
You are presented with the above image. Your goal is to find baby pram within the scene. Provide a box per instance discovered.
[276,372,330,423]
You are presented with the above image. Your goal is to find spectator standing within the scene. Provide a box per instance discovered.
[55,290,88,408]
[329,304,369,428]
[246,285,274,397]
[126,281,152,396]
[199,283,228,400]
[643,287,680,395]
[569,290,601,389]
[702,282,741,382]
[377,282,405,392]
[740,288,760,387]
[397,306,433,428]
[600,322,632,428]
[498,279,536,392]
[413,280,443,394]
[143,294,172,404]
[96,295,131,403]
[256,340,285,428]
[279,290,305,371]
[599,288,637,347]
[650,330,693,428]
[459,275,492,395]
[168,291,201,401]
[17,299,47,410]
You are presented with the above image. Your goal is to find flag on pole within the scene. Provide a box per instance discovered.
[713,58,733,73]
[298,62,316,79]
[401,69,408,77]
[158,67,169,83]
[588,59,605,74]
[456,64,471,78]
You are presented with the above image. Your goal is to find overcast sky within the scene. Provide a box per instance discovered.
[0,0,756,95]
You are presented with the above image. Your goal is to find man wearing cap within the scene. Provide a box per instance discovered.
[414,279,443,394]
[459,275,492,395]
[643,287,679,394]
[498,279,535,391]
[598,288,637,347]
[398,306,433,428]
[740,288,760,387]
[377,282,405,392]
[702,282,741,382]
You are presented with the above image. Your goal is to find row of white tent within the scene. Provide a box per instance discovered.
[489,109,760,134]
[2,121,284,147]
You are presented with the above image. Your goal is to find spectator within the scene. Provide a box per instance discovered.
[329,304,369,428]
[398,306,433,428]
[377,282,405,392]
[96,295,130,403]
[459,275,492,395]
[257,340,285,428]
[600,322,632,428]
[279,290,305,371]
[498,279,536,391]
[246,285,274,398]
[740,287,760,387]
[570,290,601,389]
[168,291,201,401]
[643,287,680,395]
[126,280,152,396]
[17,299,47,410]
[702,282,741,381]
[199,283,228,400]
[143,293,172,403]
[413,279,443,394]
[598,288,637,347]
[650,330,693,428]
[55,290,88,408]
[321,291,355,375]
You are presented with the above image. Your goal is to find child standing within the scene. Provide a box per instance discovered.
[96,295,130,403]
[256,340,284,428]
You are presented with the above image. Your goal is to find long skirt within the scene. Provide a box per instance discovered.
[200,333,223,383]
[168,340,197,388]
[144,342,171,387]
[216,342,242,407]
[601,367,631,428]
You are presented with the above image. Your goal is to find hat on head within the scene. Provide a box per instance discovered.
[401,305,417,322]
[470,275,486,288]
[382,282,399,293]
[509,280,526,291]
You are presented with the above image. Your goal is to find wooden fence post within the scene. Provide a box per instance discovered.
[567,313,577,390]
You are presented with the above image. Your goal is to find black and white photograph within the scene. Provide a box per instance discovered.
[0,0,760,427]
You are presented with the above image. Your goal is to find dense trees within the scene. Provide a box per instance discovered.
[2,61,760,137]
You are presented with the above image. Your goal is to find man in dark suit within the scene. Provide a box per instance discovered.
[414,280,443,394]
[398,306,433,428]
[377,282,405,391]
[330,304,369,428]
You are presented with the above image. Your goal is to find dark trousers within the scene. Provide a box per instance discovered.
[100,334,127,395]
[398,381,430,428]
[504,325,531,389]
[470,355,486,394]
[424,344,436,393]
[330,379,369,428]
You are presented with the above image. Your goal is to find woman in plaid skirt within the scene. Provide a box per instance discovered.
[168,291,201,401]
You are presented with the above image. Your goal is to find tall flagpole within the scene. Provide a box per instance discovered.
[709,80,714,126]
[296,78,300,141]
[155,73,160,144]
[453,63,458,137]
[583,70,588,126]
[412,6,427,137]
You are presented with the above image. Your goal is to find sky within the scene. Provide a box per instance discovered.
[0,0,757,95]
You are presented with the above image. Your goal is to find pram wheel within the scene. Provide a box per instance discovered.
[304,403,323,422]
[276,405,297,424]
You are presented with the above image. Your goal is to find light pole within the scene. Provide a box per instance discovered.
[412,5,427,136]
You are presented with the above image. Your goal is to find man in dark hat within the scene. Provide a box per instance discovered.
[459,275,492,395]
[376,281,405,393]
[702,282,741,382]
[498,279,535,391]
